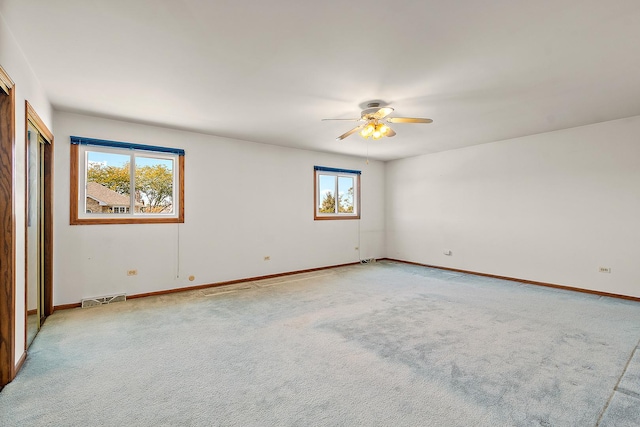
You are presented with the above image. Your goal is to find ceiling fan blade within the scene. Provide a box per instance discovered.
[386,117,433,124]
[321,118,361,121]
[336,125,364,140]
[385,128,396,137]
[371,107,394,120]
[361,106,394,120]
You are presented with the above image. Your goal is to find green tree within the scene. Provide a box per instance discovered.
[87,163,130,195]
[338,186,354,213]
[320,191,336,213]
[135,164,173,212]
[87,162,173,213]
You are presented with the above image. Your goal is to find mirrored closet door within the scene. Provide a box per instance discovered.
[26,122,45,347]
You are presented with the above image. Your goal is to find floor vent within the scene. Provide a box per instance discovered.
[360,258,377,264]
[81,294,126,308]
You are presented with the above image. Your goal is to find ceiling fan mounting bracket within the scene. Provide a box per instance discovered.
[358,99,388,110]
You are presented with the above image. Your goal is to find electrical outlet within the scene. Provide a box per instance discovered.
[599,267,611,273]
[127,269,137,276]
[264,256,270,261]
[444,250,452,256]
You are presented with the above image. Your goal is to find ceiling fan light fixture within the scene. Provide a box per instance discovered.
[360,122,375,138]
[379,124,389,135]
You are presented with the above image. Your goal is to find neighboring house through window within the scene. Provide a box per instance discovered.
[314,166,361,220]
[86,182,140,214]
[70,136,185,225]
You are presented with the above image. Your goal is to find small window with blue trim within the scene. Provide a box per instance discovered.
[314,166,361,220]
[70,136,184,225]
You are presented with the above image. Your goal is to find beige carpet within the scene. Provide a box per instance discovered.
[1,261,640,426]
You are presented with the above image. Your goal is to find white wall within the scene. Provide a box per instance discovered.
[53,112,385,305]
[386,116,640,298]
[0,13,53,364]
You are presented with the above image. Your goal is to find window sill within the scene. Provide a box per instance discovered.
[314,215,360,221]
[70,216,184,225]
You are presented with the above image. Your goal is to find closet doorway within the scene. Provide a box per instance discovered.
[25,102,53,348]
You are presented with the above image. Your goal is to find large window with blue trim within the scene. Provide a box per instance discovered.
[70,136,185,224]
[314,166,360,220]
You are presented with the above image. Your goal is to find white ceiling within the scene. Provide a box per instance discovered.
[3,0,640,161]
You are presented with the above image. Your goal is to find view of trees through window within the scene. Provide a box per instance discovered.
[86,150,174,214]
[318,174,354,214]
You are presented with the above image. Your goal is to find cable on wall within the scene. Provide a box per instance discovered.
[176,223,181,278]
[358,217,361,261]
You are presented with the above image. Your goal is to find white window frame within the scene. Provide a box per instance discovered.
[314,167,361,220]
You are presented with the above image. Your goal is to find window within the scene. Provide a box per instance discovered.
[314,166,360,220]
[70,136,185,225]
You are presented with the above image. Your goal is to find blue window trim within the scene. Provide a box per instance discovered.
[70,136,185,156]
[314,165,361,175]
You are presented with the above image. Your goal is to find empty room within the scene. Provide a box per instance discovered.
[1,1,640,426]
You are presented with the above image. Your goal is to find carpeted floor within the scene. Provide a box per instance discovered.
[1,261,640,426]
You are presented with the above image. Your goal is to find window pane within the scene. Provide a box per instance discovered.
[86,151,131,214]
[338,176,354,213]
[135,156,174,214]
[318,174,337,214]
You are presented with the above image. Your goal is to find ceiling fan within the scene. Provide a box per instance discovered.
[322,102,433,141]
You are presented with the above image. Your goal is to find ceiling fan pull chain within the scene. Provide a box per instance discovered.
[366,139,369,165]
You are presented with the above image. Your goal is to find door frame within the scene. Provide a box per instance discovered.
[24,101,54,349]
[0,65,16,387]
